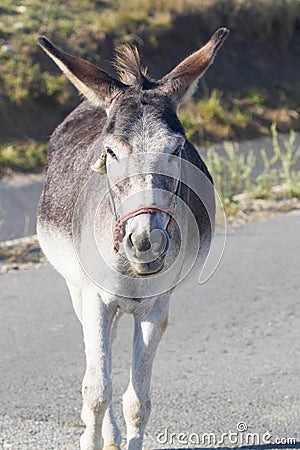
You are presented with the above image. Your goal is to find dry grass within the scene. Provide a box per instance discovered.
[1,0,300,175]
[179,89,252,145]
[1,0,300,103]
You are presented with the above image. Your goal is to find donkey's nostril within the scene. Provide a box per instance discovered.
[150,229,167,254]
[131,232,151,252]
[128,233,134,247]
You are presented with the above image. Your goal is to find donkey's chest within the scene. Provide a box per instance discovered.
[37,223,170,312]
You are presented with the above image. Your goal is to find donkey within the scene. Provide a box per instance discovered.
[37,27,229,450]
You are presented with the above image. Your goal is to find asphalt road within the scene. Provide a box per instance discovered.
[0,213,300,449]
[0,175,44,241]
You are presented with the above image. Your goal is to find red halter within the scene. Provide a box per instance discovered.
[113,205,174,253]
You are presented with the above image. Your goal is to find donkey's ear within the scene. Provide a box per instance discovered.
[159,28,229,106]
[38,37,127,108]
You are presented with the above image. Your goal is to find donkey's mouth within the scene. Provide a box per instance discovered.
[131,260,164,276]
[124,226,169,276]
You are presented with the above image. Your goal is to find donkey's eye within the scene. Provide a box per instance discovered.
[173,145,182,156]
[106,147,118,160]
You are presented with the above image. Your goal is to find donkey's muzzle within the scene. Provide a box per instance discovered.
[130,228,168,255]
[124,227,169,276]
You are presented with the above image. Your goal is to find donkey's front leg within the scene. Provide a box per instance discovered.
[80,286,116,450]
[123,295,170,450]
[102,309,123,450]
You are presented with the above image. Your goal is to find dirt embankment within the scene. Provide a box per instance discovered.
[0,1,300,145]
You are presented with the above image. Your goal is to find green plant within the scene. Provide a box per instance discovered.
[272,124,300,196]
[205,124,300,211]
[179,89,252,144]
[243,89,266,105]
[290,174,300,198]
[250,126,281,198]
[1,54,43,104]
[0,141,47,173]
[198,89,226,122]
[250,124,300,199]
[206,142,256,205]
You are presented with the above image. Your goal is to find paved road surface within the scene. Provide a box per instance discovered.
[0,175,44,241]
[0,213,300,449]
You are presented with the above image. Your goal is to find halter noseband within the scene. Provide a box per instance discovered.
[112,205,175,253]
[91,153,181,253]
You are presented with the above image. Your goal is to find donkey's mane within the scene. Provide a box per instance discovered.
[113,45,158,90]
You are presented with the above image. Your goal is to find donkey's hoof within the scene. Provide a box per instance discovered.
[103,444,121,450]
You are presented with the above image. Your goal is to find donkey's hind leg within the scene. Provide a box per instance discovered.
[102,309,123,450]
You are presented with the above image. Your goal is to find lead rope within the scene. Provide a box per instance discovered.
[91,152,182,253]
[106,174,119,222]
